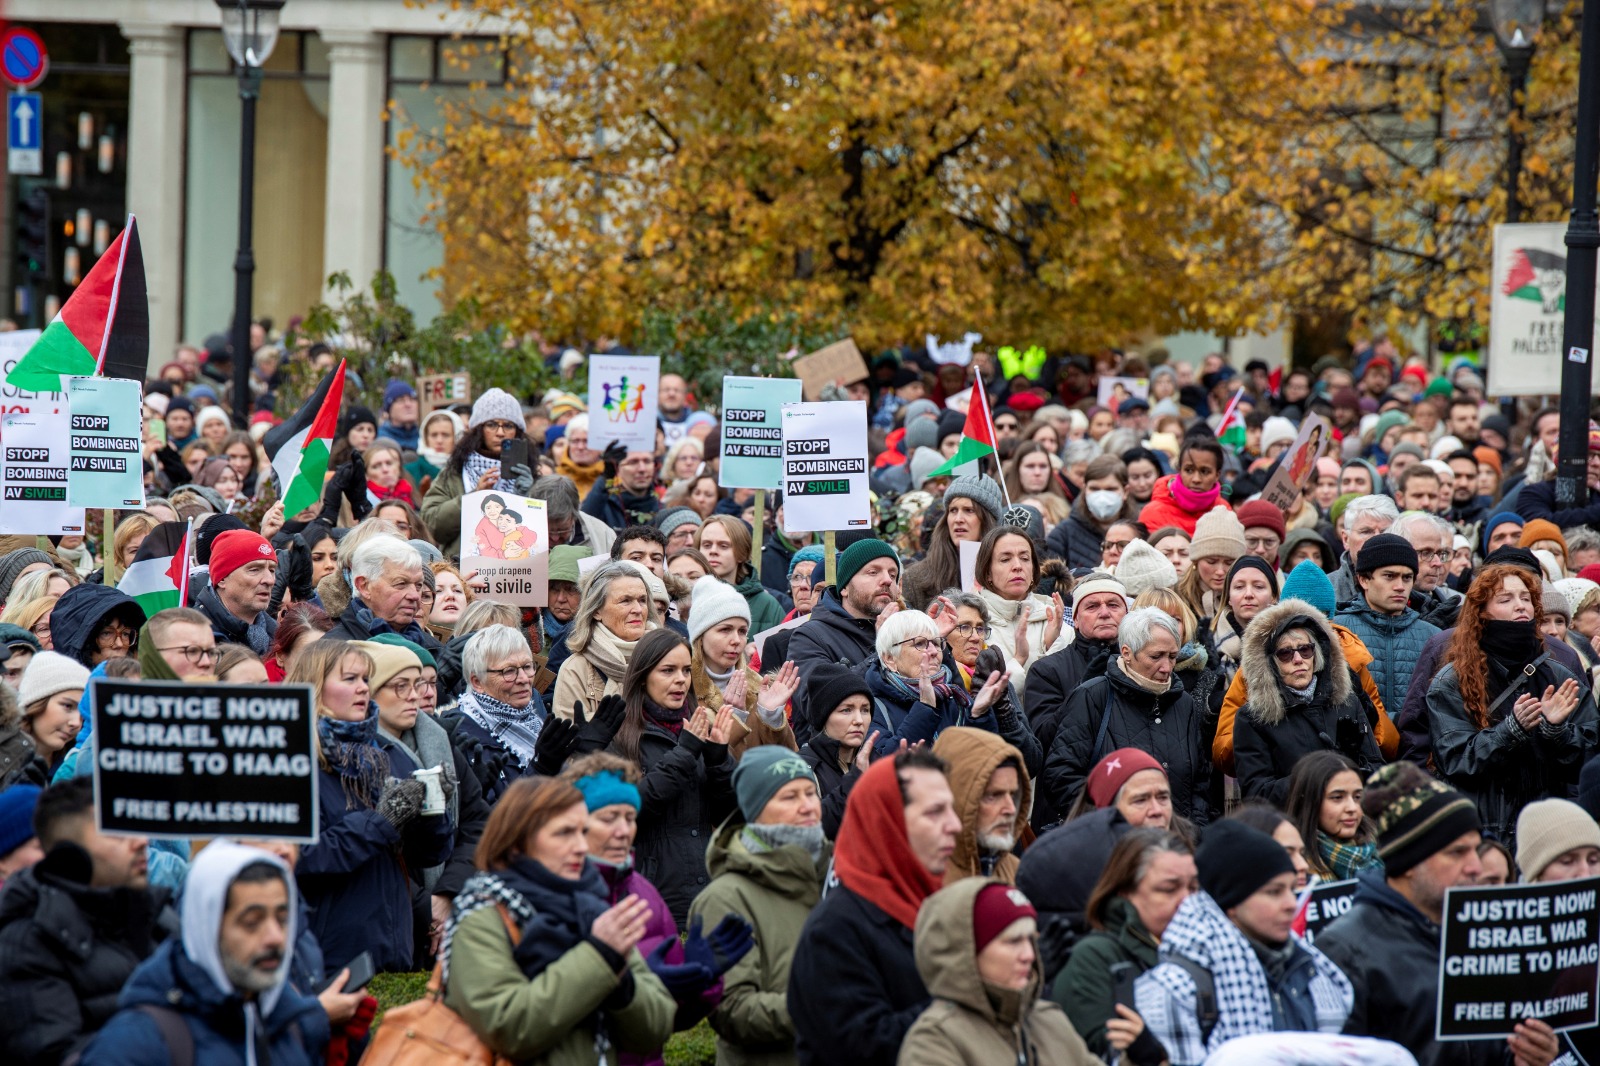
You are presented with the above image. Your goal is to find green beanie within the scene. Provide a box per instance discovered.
[835,538,899,590]
[1329,492,1362,530]
[549,544,591,585]
[733,745,818,822]
[367,632,436,669]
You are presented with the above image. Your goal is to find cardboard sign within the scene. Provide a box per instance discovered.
[790,338,869,401]
[67,376,145,508]
[91,678,319,842]
[0,411,85,533]
[1487,222,1600,397]
[781,400,871,534]
[1295,878,1358,945]
[459,489,550,607]
[1436,877,1600,1040]
[587,354,660,453]
[720,376,802,490]
[419,372,471,416]
[1259,413,1332,513]
[1096,376,1150,409]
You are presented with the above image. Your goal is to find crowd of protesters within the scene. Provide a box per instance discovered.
[3,333,1600,1064]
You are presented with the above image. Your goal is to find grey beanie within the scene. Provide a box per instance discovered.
[945,474,1004,523]
[910,447,946,490]
[656,506,704,538]
[904,417,940,453]
[0,549,52,606]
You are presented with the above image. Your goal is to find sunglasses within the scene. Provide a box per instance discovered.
[1274,643,1316,664]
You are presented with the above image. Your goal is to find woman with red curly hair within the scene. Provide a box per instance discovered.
[1428,563,1600,845]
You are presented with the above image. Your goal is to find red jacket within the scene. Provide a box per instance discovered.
[1136,474,1232,536]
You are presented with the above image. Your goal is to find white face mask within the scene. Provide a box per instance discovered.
[1086,490,1124,520]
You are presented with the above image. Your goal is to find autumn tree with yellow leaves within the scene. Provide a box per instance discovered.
[397,0,1579,354]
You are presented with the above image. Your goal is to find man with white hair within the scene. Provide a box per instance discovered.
[1393,511,1463,628]
[1333,495,1399,606]
[326,536,442,652]
[443,623,546,805]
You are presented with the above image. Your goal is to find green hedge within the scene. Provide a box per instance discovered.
[366,973,716,1066]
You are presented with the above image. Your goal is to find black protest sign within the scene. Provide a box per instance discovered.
[1296,878,1357,945]
[91,679,319,842]
[1437,877,1600,1040]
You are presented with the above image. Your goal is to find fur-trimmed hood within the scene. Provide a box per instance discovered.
[1239,598,1352,726]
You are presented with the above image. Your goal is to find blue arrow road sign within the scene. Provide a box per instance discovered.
[8,92,42,175]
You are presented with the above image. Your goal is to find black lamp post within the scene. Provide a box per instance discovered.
[217,0,285,429]
[1489,0,1543,223]
[1556,0,1600,509]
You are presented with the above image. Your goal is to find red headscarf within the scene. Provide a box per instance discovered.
[833,757,943,929]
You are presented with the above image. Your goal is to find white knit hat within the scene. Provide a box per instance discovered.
[1517,798,1600,882]
[1115,539,1178,598]
[19,651,90,711]
[1071,571,1128,613]
[1260,416,1298,453]
[194,405,231,434]
[687,575,751,646]
[469,387,524,430]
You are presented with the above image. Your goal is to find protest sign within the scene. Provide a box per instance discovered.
[577,553,610,580]
[720,376,802,489]
[91,678,318,842]
[587,354,660,453]
[1487,222,1600,397]
[0,329,60,417]
[419,372,471,416]
[960,540,981,592]
[459,488,550,607]
[67,376,145,508]
[1096,376,1149,409]
[1436,877,1600,1040]
[781,400,871,534]
[1294,878,1357,945]
[0,411,85,533]
[790,338,869,400]
[1259,413,1332,512]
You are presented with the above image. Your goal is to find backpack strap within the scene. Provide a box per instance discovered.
[1169,956,1220,1045]
[134,1004,194,1066]
[1091,680,1116,764]
[1486,653,1552,721]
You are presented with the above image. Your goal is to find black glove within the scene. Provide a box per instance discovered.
[506,462,535,496]
[602,442,628,478]
[683,913,756,977]
[645,938,715,999]
[972,646,1006,684]
[574,695,628,755]
[377,778,425,829]
[533,715,579,775]
[1123,1024,1169,1066]
[344,452,372,521]
[318,463,347,522]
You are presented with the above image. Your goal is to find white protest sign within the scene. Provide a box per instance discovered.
[720,376,802,490]
[587,354,661,453]
[1487,222,1600,396]
[459,489,550,607]
[781,400,871,534]
[960,540,981,592]
[0,411,86,533]
[0,329,63,417]
[68,376,146,508]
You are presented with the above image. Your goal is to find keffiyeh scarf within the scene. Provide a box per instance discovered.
[459,687,544,770]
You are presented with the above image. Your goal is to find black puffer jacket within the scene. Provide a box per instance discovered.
[1015,807,1133,984]
[0,844,173,1066]
[1231,599,1383,807]
[1045,509,1114,570]
[788,589,879,725]
[613,723,736,925]
[1023,633,1118,830]
[798,733,862,840]
[1041,658,1212,826]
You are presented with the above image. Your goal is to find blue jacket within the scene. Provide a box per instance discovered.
[295,746,455,977]
[1331,603,1439,719]
[77,941,329,1066]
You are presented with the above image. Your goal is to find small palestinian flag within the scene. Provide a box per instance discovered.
[7,216,149,393]
[117,520,191,616]
[262,360,347,518]
[929,373,999,478]
[1215,387,1247,452]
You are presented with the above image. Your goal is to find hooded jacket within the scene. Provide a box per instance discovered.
[898,878,1097,1066]
[1015,807,1133,983]
[1231,599,1383,807]
[1045,507,1121,570]
[50,583,145,668]
[0,843,174,1066]
[1133,891,1352,1066]
[1042,657,1213,826]
[932,727,1032,885]
[78,842,329,1066]
[1331,602,1440,720]
[1051,895,1160,1057]
[690,820,827,1066]
[1023,633,1119,830]
[787,589,879,726]
[1136,476,1232,537]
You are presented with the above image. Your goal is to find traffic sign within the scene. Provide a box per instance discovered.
[8,92,41,175]
[0,28,47,91]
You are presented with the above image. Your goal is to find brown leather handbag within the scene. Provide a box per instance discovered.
[362,905,519,1066]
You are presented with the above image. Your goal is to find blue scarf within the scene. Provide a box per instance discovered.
[350,597,430,645]
[317,704,390,810]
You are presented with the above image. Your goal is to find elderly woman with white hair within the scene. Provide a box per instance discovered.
[442,623,549,806]
[551,561,660,723]
[1040,607,1213,825]
[863,608,1007,758]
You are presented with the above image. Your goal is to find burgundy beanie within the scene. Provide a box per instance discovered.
[1234,500,1287,541]
[1087,747,1166,808]
[972,883,1038,954]
[209,529,276,586]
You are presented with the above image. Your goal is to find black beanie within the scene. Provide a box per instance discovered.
[1196,820,1296,911]
[1356,533,1418,576]
[804,663,873,735]
[1482,546,1543,578]
[1226,555,1279,598]
[195,515,249,565]
[1364,762,1483,878]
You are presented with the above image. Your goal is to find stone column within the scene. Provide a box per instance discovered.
[120,20,185,361]
[320,29,386,298]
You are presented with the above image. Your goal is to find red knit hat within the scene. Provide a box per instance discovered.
[209,529,276,586]
[1234,500,1286,541]
[1087,747,1166,808]
[972,883,1038,954]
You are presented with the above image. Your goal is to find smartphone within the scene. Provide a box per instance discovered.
[1109,961,1137,1011]
[149,419,166,444]
[499,438,529,477]
[325,950,375,994]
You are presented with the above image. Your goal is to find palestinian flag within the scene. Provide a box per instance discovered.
[7,216,149,393]
[262,360,346,517]
[929,373,999,478]
[1215,387,1247,452]
[117,520,191,616]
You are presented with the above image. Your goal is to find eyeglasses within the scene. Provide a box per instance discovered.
[483,420,520,433]
[950,623,991,640]
[1274,643,1316,664]
[96,626,136,649]
[894,637,938,653]
[30,622,49,637]
[384,679,434,698]
[1417,549,1452,562]
[488,662,537,682]
[1101,540,1133,552]
[1245,536,1280,552]
[157,645,219,665]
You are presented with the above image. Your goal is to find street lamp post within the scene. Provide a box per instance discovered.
[216,0,285,430]
[1556,0,1600,509]
[1489,0,1540,223]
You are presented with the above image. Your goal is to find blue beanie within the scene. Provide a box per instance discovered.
[789,544,826,581]
[383,378,417,411]
[1482,511,1526,556]
[1280,559,1336,617]
[572,770,641,812]
[0,785,41,857]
